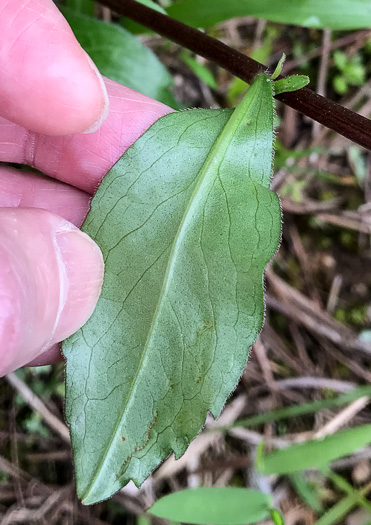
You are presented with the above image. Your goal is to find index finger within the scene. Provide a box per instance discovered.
[0,78,172,193]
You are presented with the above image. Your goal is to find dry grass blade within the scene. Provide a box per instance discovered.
[6,373,70,443]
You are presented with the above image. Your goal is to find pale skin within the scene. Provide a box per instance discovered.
[0,0,172,376]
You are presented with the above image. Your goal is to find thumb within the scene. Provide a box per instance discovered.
[0,208,104,376]
[0,0,108,135]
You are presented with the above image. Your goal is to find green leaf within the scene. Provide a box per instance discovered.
[316,471,371,524]
[314,494,364,525]
[271,54,286,81]
[333,50,347,71]
[270,508,286,525]
[137,516,152,525]
[258,425,371,475]
[333,75,348,95]
[63,74,281,504]
[65,0,95,16]
[166,0,371,30]
[289,472,324,514]
[274,75,309,95]
[179,51,218,89]
[227,77,249,106]
[229,385,371,429]
[344,61,365,86]
[148,488,273,524]
[61,8,177,107]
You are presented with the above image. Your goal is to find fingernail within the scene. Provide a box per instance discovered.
[53,229,104,343]
[82,54,110,134]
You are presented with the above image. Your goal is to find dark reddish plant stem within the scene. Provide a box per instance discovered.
[101,0,371,151]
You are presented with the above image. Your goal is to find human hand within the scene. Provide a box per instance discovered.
[0,0,171,376]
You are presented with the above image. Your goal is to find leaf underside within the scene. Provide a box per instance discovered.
[63,75,281,504]
[149,487,273,524]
